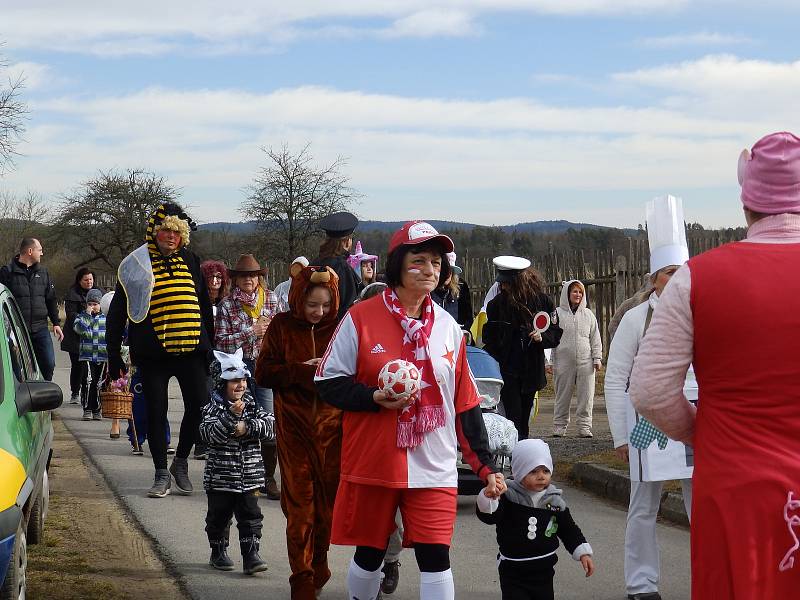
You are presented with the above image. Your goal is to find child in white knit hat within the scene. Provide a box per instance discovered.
[476,438,594,599]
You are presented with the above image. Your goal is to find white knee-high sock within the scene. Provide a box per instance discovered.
[420,569,454,600]
[347,558,382,600]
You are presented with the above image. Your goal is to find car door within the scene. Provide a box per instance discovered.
[1,296,46,485]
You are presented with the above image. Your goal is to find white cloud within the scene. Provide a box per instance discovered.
[383,10,479,38]
[2,0,687,55]
[638,31,752,48]
[3,81,764,228]
[613,54,800,124]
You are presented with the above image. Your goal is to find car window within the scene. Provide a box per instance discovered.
[3,305,25,382]
[4,300,38,380]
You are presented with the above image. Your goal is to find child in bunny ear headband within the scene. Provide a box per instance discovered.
[199,348,276,576]
[347,241,379,288]
[477,439,594,599]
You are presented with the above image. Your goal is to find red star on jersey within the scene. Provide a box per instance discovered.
[442,347,455,368]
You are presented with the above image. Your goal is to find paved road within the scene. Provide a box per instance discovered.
[51,341,691,599]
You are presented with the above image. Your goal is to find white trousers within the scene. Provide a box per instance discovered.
[624,479,692,595]
[553,360,595,431]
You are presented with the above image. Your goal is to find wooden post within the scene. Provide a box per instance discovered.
[615,254,628,310]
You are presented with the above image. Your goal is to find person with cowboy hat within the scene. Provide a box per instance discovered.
[215,253,281,499]
[106,202,215,498]
[313,211,361,320]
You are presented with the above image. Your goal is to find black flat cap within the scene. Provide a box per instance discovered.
[319,211,358,238]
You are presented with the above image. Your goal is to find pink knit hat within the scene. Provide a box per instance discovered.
[739,131,800,214]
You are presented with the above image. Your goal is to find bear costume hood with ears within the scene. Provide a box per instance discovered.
[287,264,340,326]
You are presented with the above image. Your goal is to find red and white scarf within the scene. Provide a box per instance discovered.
[383,288,446,448]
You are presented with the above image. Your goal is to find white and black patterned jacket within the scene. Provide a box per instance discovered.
[199,389,276,493]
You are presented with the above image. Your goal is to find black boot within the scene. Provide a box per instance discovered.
[169,457,193,494]
[209,539,235,571]
[240,537,268,575]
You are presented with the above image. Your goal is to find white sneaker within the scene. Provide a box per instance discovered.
[552,427,567,437]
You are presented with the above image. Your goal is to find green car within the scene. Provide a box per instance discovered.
[0,284,63,600]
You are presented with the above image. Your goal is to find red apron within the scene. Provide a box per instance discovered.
[690,241,800,599]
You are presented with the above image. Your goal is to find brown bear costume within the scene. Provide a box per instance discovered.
[255,265,342,599]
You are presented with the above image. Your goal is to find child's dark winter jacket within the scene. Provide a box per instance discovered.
[476,484,590,568]
[199,389,276,493]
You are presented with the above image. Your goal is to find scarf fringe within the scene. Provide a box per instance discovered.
[397,421,424,449]
[416,405,446,432]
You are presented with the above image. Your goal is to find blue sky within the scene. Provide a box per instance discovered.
[3,1,800,228]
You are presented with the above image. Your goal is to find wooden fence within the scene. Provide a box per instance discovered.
[460,230,745,356]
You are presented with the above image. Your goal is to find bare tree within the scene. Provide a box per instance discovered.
[54,169,179,268]
[0,190,51,259]
[0,48,27,173]
[241,144,359,260]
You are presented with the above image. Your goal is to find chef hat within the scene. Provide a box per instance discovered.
[646,195,689,274]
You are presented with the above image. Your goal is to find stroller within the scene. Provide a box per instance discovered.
[457,346,518,495]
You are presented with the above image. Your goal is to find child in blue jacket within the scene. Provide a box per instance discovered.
[72,288,107,420]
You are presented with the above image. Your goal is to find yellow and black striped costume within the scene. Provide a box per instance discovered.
[146,207,201,353]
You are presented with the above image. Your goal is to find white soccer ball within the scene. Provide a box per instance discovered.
[378,359,422,399]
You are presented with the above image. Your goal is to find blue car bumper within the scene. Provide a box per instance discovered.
[0,533,14,587]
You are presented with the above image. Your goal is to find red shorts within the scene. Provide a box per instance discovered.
[331,481,457,548]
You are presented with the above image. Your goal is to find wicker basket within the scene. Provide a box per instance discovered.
[100,389,133,419]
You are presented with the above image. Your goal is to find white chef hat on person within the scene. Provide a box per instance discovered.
[511,439,554,480]
[646,195,689,274]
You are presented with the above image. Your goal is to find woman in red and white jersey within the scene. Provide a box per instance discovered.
[315,220,505,600]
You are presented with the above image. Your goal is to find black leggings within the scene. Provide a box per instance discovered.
[354,543,450,573]
[500,373,535,441]
[137,354,208,469]
[69,352,88,397]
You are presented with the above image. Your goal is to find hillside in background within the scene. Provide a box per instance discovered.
[200,219,638,236]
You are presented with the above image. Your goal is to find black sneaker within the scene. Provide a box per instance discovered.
[169,457,193,494]
[381,560,400,595]
[147,469,171,498]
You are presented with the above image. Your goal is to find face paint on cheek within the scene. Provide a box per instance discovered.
[407,268,422,274]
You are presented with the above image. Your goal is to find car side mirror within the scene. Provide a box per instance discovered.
[16,381,64,416]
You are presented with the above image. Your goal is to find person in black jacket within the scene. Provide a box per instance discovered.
[0,237,63,381]
[106,202,214,499]
[477,439,594,600]
[61,267,103,404]
[482,261,562,441]
[431,252,474,330]
[312,211,360,320]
